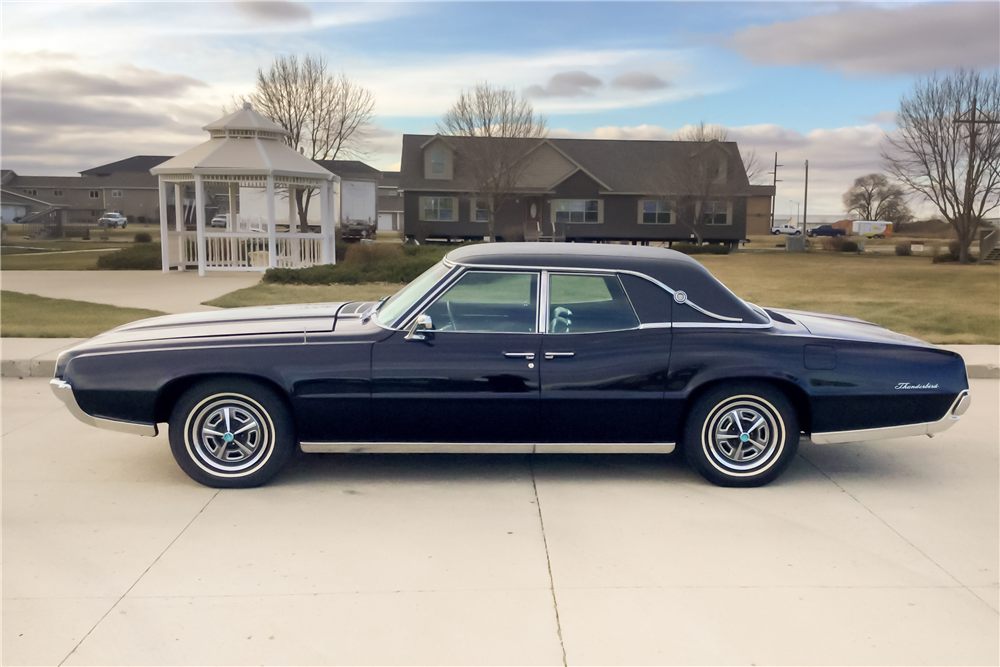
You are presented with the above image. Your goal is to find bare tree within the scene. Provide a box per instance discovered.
[884,69,1000,263]
[843,173,914,228]
[438,83,547,241]
[666,122,738,243]
[236,54,376,230]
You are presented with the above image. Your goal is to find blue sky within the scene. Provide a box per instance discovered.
[2,1,998,215]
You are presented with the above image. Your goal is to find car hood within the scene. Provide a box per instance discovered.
[75,302,348,347]
[770,308,936,348]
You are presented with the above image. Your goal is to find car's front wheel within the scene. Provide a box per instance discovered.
[683,383,799,487]
[168,378,295,488]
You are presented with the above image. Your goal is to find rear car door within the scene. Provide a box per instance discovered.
[539,272,672,445]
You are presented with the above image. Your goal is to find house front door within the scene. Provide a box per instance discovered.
[525,196,543,240]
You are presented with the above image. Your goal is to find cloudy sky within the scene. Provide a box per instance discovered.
[2,1,998,216]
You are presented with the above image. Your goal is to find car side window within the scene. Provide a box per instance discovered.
[547,274,639,334]
[422,271,538,333]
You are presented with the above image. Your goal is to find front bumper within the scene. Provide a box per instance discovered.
[810,390,970,444]
[50,379,158,437]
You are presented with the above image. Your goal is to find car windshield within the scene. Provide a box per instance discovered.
[374,261,453,328]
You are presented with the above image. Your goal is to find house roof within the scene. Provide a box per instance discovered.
[399,134,773,197]
[6,173,158,188]
[315,160,382,180]
[81,156,171,176]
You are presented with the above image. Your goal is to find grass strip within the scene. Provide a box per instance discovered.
[0,249,120,271]
[1,291,167,338]
[698,253,999,344]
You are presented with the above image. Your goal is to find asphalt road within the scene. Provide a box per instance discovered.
[3,378,997,666]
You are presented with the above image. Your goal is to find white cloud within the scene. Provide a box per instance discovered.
[729,3,1000,74]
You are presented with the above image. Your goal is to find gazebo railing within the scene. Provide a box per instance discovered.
[174,231,328,271]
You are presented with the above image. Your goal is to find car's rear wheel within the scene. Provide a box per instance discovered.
[168,378,294,488]
[683,383,799,487]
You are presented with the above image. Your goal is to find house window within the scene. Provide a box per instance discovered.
[553,199,599,224]
[53,190,63,197]
[23,189,37,196]
[420,196,455,221]
[89,190,100,199]
[111,189,123,198]
[640,200,673,224]
[703,201,730,225]
[430,149,446,175]
[472,199,489,222]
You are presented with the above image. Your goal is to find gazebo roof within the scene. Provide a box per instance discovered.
[151,103,335,181]
[203,103,290,137]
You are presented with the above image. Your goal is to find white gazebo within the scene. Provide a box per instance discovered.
[151,103,339,275]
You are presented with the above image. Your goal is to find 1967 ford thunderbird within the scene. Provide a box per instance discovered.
[52,243,970,488]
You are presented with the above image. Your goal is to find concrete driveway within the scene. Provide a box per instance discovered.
[2,378,997,666]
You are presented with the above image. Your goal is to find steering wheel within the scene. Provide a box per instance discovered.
[550,306,572,333]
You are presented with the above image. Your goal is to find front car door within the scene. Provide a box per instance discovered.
[371,270,542,445]
[539,272,672,446]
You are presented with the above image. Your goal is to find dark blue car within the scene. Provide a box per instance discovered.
[52,244,970,488]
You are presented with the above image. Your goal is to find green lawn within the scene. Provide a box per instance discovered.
[0,249,121,270]
[1,291,167,338]
[698,252,999,344]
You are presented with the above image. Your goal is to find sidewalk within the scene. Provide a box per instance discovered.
[2,338,996,379]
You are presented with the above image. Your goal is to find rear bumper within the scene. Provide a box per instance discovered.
[50,379,158,437]
[810,390,970,444]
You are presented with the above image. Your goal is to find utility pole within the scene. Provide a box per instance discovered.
[953,97,1000,261]
[769,152,783,229]
[802,160,809,235]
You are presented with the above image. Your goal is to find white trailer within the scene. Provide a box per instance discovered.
[852,220,893,238]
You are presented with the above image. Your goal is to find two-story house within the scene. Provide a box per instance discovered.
[399,134,774,246]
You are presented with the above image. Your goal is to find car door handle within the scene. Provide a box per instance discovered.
[544,352,575,360]
[504,352,536,360]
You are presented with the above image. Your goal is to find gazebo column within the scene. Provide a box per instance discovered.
[174,183,185,272]
[320,179,331,264]
[288,185,299,267]
[227,181,238,231]
[266,175,277,268]
[158,176,169,273]
[194,173,207,276]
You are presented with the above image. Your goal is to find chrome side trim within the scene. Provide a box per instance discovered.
[50,379,158,437]
[300,441,675,454]
[810,390,970,444]
[638,323,673,329]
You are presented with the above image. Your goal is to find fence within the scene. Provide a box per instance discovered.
[173,232,327,270]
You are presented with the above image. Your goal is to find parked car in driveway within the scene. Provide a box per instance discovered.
[97,213,127,228]
[807,225,846,238]
[51,243,970,489]
[771,223,801,235]
[210,214,230,228]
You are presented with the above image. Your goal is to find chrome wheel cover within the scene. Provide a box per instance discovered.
[702,395,785,476]
[184,393,274,477]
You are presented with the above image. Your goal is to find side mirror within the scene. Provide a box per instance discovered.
[405,314,434,340]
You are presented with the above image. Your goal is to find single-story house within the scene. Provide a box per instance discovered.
[399,134,775,245]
